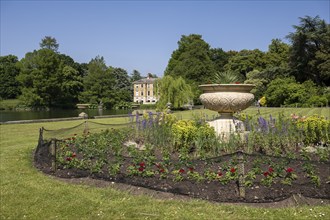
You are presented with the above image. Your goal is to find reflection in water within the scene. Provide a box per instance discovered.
[0,108,132,122]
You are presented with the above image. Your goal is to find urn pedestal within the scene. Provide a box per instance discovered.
[199,84,255,136]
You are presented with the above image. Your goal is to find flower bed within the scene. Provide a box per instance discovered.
[34,112,330,203]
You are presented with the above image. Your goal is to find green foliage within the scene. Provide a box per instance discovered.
[165,34,216,83]
[264,77,322,107]
[39,36,59,52]
[224,49,267,78]
[265,39,290,68]
[0,55,21,99]
[79,56,118,108]
[209,48,229,73]
[214,70,243,84]
[171,119,217,153]
[172,120,197,149]
[295,115,330,145]
[17,49,83,108]
[130,69,143,82]
[157,75,193,109]
[287,16,330,86]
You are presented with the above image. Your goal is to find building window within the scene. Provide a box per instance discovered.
[136,85,138,88]
[147,91,150,96]
[135,91,138,96]
[141,92,143,96]
[141,84,143,88]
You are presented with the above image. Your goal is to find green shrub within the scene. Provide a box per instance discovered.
[295,115,330,145]
[306,95,328,107]
[172,120,197,150]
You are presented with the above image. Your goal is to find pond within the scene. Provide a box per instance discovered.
[0,108,132,122]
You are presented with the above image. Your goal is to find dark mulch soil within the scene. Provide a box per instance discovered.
[34,143,330,206]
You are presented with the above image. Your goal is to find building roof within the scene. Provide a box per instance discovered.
[132,77,157,84]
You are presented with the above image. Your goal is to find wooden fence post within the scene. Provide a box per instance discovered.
[83,121,89,135]
[39,127,44,146]
[237,150,245,199]
[50,139,57,172]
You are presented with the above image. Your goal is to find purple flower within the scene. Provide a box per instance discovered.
[142,119,147,129]
[258,117,268,133]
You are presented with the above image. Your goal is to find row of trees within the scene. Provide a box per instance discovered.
[164,16,329,107]
[1,16,329,108]
[0,37,148,109]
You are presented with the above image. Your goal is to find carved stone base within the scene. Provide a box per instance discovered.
[208,113,247,141]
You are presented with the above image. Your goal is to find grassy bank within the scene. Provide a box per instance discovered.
[0,99,21,110]
[1,112,329,219]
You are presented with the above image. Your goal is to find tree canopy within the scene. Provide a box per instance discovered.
[40,36,59,52]
[165,34,216,84]
[287,16,330,86]
[0,55,21,99]
[157,75,193,109]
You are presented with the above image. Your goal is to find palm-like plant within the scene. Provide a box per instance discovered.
[214,71,242,84]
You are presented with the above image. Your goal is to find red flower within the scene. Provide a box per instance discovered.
[268,167,274,173]
[139,162,145,167]
[66,157,72,161]
[235,82,240,84]
[230,168,236,173]
[286,167,294,173]
[189,167,194,172]
[263,171,270,177]
[138,167,144,172]
[218,172,223,177]
[159,168,165,173]
[72,152,76,158]
[179,168,185,173]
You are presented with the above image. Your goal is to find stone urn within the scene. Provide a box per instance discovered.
[199,84,255,135]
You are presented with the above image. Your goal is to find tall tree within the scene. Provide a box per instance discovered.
[111,67,132,103]
[17,49,82,107]
[40,36,59,52]
[130,70,142,82]
[224,49,267,78]
[265,39,290,68]
[210,48,229,73]
[80,56,117,108]
[0,55,21,99]
[164,34,216,84]
[287,16,330,86]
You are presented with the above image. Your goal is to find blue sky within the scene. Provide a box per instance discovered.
[1,0,329,77]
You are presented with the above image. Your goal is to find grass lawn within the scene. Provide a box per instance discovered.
[1,109,330,219]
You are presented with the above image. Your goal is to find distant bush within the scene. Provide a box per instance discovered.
[305,96,328,107]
